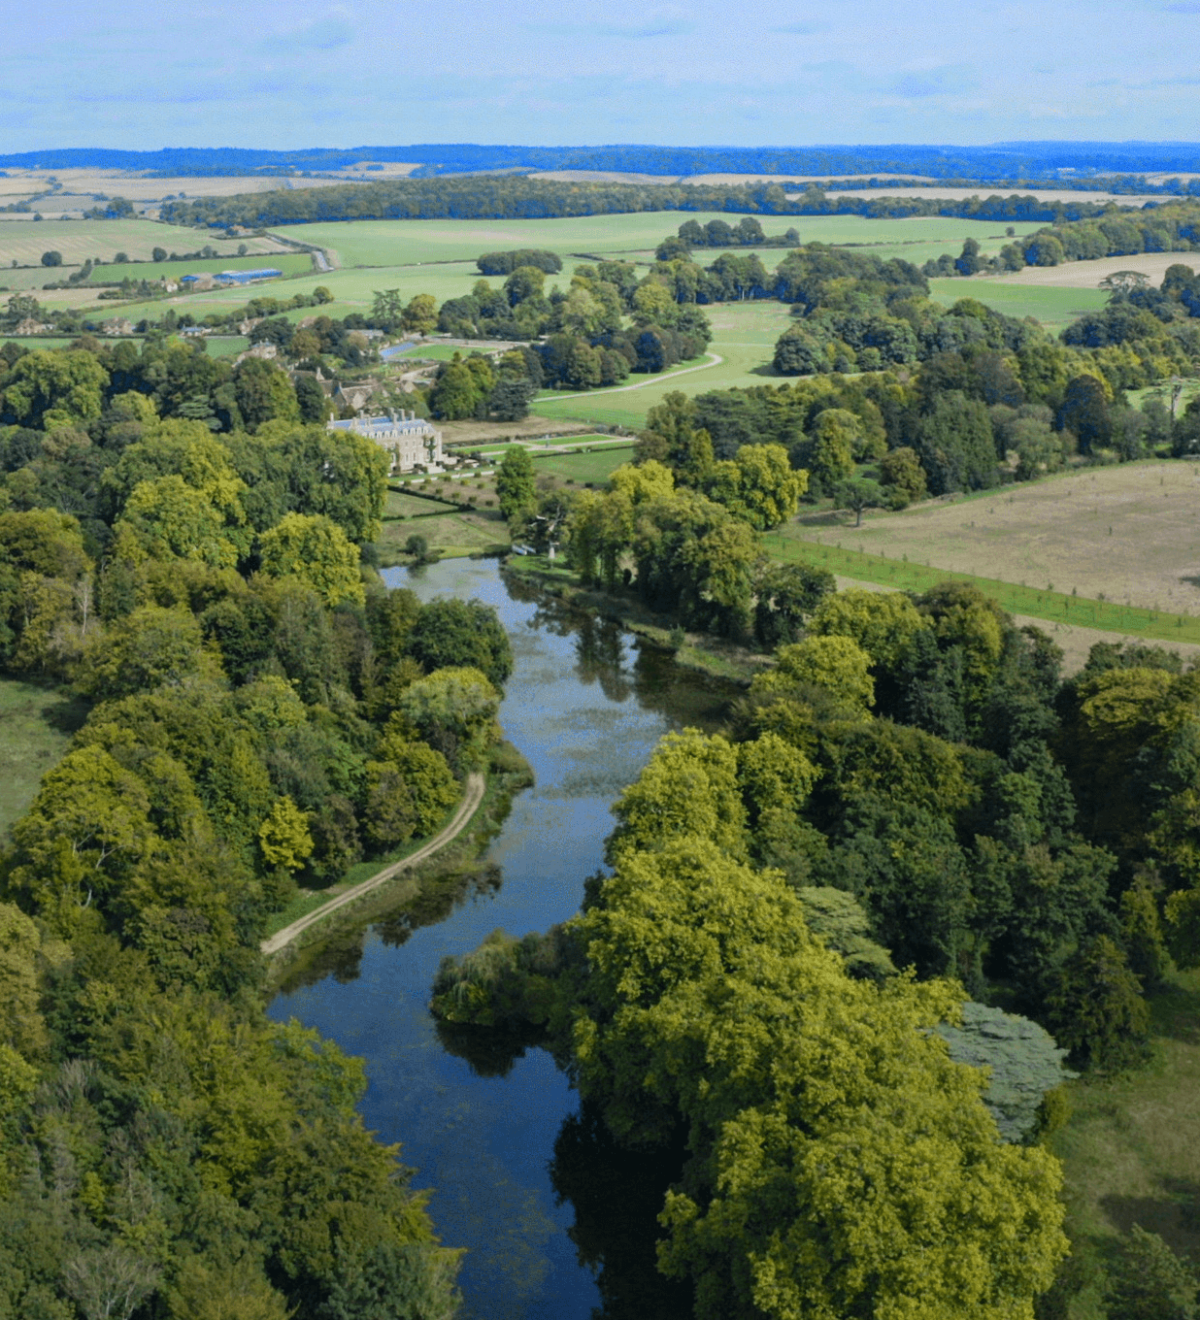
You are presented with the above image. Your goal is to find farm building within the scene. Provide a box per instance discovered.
[214,268,282,285]
[328,411,444,473]
[180,268,282,288]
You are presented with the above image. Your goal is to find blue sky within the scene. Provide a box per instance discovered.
[7,0,1200,151]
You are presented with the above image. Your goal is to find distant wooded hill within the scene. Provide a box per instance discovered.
[4,141,1200,180]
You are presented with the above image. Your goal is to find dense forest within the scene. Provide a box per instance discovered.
[157,174,1171,231]
[0,354,534,1315]
[439,454,1200,1319]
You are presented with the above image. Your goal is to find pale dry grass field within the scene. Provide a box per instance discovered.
[0,218,284,267]
[530,170,936,186]
[801,462,1200,615]
[815,186,1170,205]
[999,252,1199,289]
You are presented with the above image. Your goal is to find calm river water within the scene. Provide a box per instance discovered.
[267,558,734,1319]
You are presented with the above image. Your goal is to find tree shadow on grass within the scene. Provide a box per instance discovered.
[1102,1176,1200,1257]
[39,691,89,736]
[1148,978,1200,1045]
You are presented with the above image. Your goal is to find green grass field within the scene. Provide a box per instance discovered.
[36,212,1066,331]
[929,276,1110,328]
[386,342,477,362]
[0,679,88,840]
[78,252,313,283]
[377,508,509,562]
[269,213,1044,270]
[384,490,460,518]
[532,446,635,483]
[1050,967,1200,1317]
[530,300,795,429]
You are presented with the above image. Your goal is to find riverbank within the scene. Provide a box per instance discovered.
[503,556,769,686]
[264,741,534,990]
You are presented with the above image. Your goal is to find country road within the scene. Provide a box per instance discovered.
[261,771,486,956]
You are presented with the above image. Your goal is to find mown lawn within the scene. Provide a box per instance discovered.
[532,446,635,484]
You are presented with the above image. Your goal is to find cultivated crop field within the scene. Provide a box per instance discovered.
[787,461,1200,616]
[0,217,280,268]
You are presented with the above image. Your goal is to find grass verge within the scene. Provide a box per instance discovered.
[265,742,534,991]
[765,531,1200,646]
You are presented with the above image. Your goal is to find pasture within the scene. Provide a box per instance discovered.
[781,461,1200,620]
[928,276,1110,328]
[530,300,796,429]
[0,679,88,840]
[1002,251,1200,290]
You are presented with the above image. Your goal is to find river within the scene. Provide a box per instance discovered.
[267,558,735,1319]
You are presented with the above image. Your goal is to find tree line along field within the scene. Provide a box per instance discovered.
[93,212,1029,326]
[784,461,1200,619]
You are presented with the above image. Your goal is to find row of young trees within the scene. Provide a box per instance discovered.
[0,373,526,1316]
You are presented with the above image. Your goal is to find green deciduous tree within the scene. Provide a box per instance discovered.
[404,597,512,689]
[76,605,208,700]
[396,666,499,770]
[258,513,364,607]
[705,443,806,530]
[495,446,537,525]
[569,835,1067,1319]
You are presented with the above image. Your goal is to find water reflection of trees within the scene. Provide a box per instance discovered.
[433,1018,546,1079]
[550,1104,693,1320]
[436,1019,695,1320]
[275,863,503,992]
[503,572,736,732]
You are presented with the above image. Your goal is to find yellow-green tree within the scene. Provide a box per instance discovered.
[570,836,1068,1320]
[752,634,876,715]
[809,588,929,670]
[809,408,860,487]
[258,796,315,872]
[258,512,364,607]
[705,443,807,530]
[116,476,241,569]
